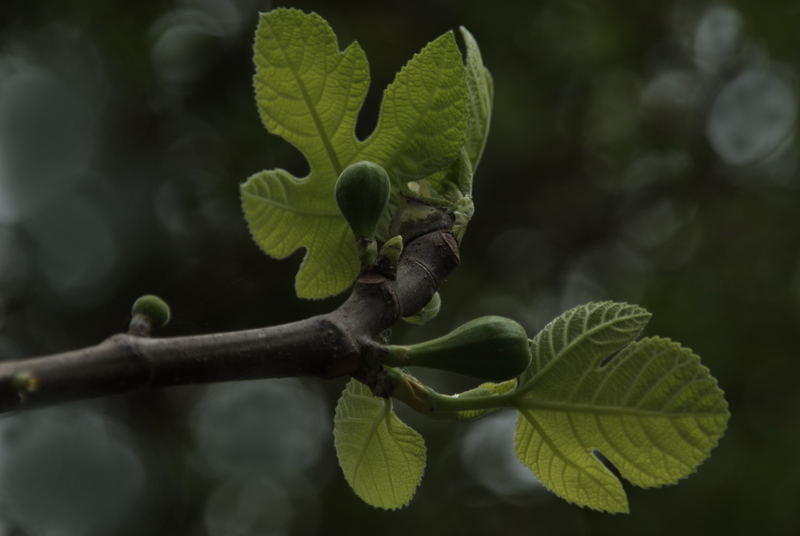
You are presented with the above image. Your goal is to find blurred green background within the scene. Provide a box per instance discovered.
[1,0,798,534]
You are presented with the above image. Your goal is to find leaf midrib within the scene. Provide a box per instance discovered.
[519,411,626,508]
[349,397,390,491]
[520,307,650,393]
[356,44,452,183]
[515,399,726,419]
[242,189,340,217]
[265,23,343,175]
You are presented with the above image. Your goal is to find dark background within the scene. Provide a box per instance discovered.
[0,0,798,534]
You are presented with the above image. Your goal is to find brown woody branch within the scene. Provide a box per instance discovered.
[0,228,460,414]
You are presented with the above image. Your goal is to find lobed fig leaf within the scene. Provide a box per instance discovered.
[513,302,729,513]
[242,9,469,298]
[407,26,493,213]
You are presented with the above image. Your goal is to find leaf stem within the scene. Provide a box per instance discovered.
[380,367,515,418]
[379,346,411,367]
[427,389,517,412]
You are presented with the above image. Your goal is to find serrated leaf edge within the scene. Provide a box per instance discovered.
[333,381,427,510]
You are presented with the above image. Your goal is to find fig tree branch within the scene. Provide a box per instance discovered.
[0,226,460,414]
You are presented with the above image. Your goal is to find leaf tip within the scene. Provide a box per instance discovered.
[458,25,476,45]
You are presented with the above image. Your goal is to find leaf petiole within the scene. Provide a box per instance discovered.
[381,366,516,418]
[425,388,517,413]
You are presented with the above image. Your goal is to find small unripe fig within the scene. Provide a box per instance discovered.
[384,316,531,381]
[130,294,171,334]
[335,160,391,240]
[402,292,441,325]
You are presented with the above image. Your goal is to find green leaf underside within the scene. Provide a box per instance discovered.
[413,27,493,205]
[241,170,359,297]
[460,26,493,176]
[334,380,426,510]
[514,302,729,513]
[358,31,468,189]
[366,30,469,236]
[242,8,468,298]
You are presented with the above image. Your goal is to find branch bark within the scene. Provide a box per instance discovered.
[0,229,460,414]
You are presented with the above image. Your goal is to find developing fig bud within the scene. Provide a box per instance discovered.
[384,316,531,381]
[12,372,39,393]
[130,294,171,335]
[452,196,474,243]
[378,235,403,268]
[390,197,450,242]
[335,160,391,240]
[402,292,441,325]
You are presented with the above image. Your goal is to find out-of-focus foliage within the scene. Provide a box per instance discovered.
[0,0,799,534]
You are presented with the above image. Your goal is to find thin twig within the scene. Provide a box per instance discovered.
[0,229,460,414]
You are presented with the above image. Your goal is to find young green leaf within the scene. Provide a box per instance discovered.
[333,380,426,510]
[519,301,651,389]
[241,9,469,298]
[460,26,494,176]
[410,27,493,207]
[358,32,468,189]
[360,28,469,238]
[243,169,360,298]
[241,9,367,298]
[402,291,442,325]
[513,302,729,513]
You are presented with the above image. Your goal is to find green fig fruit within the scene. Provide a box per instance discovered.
[130,294,171,333]
[384,316,531,381]
[335,161,391,240]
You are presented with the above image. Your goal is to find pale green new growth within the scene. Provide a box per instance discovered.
[357,33,467,191]
[241,9,473,298]
[333,380,426,510]
[460,26,494,179]
[513,302,729,513]
[402,291,442,325]
[413,27,493,206]
[453,379,516,420]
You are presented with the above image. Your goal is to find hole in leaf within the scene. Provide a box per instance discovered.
[276,144,310,179]
[598,348,622,369]
[593,449,622,481]
[355,84,382,141]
